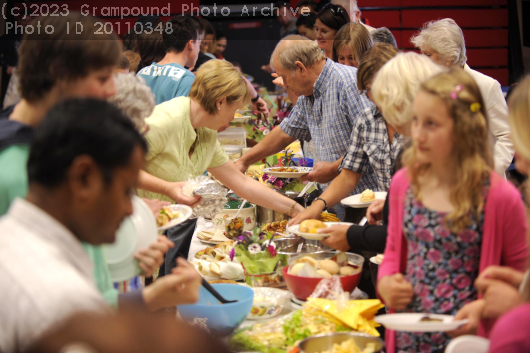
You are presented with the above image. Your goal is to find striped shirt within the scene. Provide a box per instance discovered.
[0,199,108,353]
[279,59,377,193]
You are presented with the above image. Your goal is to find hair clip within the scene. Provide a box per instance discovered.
[470,102,481,113]
[450,84,464,99]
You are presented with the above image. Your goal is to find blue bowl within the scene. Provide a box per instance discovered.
[177,284,254,336]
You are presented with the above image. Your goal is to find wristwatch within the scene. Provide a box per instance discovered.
[251,94,261,103]
[314,197,328,211]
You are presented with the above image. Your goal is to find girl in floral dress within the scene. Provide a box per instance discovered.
[377,67,528,353]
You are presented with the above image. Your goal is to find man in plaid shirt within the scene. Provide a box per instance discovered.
[236,35,376,195]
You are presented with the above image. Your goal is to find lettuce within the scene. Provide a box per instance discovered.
[283,311,312,347]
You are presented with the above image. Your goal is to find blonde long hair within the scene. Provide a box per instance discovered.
[402,67,493,234]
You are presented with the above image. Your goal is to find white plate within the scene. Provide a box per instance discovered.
[262,167,312,178]
[370,256,383,265]
[374,313,469,332]
[105,196,158,282]
[157,204,193,231]
[341,192,387,208]
[199,239,227,246]
[286,222,354,240]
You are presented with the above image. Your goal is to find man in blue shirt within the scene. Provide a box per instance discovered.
[137,16,200,104]
[236,35,376,194]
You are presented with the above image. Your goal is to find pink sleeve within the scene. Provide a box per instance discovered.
[378,169,407,281]
[498,181,528,272]
[489,304,530,353]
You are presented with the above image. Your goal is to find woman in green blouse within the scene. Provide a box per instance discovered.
[139,59,305,272]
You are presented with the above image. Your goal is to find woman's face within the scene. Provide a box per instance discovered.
[337,45,357,67]
[216,38,227,55]
[215,97,244,129]
[315,19,336,54]
[298,25,316,41]
[201,34,213,53]
[60,66,117,100]
[411,90,455,166]
[421,46,450,67]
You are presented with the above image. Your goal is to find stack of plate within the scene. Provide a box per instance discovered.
[104,196,158,282]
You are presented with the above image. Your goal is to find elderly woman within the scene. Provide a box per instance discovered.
[138,59,305,272]
[332,22,373,67]
[412,18,514,176]
[315,3,350,58]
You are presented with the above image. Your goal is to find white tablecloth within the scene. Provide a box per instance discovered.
[187,217,214,262]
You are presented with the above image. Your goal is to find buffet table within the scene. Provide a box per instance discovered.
[187,217,214,264]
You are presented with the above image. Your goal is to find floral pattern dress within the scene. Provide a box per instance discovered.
[395,184,488,353]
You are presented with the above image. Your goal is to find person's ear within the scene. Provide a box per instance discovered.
[294,61,307,75]
[67,155,103,202]
[216,97,227,111]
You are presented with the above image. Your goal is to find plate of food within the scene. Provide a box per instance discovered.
[197,229,232,245]
[374,313,469,332]
[262,166,312,178]
[157,204,193,231]
[341,189,387,208]
[286,220,354,240]
[261,220,289,235]
[191,240,245,281]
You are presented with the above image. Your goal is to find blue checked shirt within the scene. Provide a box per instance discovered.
[279,59,377,193]
[339,105,405,192]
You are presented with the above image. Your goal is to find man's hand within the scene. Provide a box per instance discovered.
[377,273,414,310]
[448,299,485,337]
[366,199,385,224]
[163,181,201,207]
[142,258,202,312]
[319,225,350,252]
[288,203,323,226]
[299,161,339,183]
[476,277,522,319]
[135,235,174,277]
[251,97,269,117]
[234,158,250,174]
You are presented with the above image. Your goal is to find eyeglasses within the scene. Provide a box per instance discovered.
[321,3,345,16]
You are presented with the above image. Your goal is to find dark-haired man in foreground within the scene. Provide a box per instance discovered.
[0,99,201,353]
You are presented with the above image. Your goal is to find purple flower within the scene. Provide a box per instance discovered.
[435,283,454,298]
[440,301,454,312]
[267,246,277,257]
[459,229,477,243]
[426,249,442,263]
[274,179,284,188]
[415,283,430,297]
[449,258,463,270]
[416,227,434,242]
[436,269,449,280]
[413,214,429,227]
[229,248,236,261]
[453,274,472,289]
[268,176,277,183]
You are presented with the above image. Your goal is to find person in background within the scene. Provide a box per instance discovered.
[296,0,318,14]
[371,27,397,47]
[236,36,376,220]
[276,1,298,37]
[140,60,305,271]
[315,3,350,58]
[123,50,141,73]
[117,54,130,73]
[377,68,527,353]
[214,29,227,59]
[0,99,202,353]
[331,0,375,31]
[296,12,317,40]
[200,18,216,59]
[122,15,161,53]
[136,30,166,73]
[332,22,373,67]
[137,16,200,104]
[189,17,211,73]
[412,18,514,177]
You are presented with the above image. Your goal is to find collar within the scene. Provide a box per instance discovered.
[313,59,333,98]
[0,109,34,150]
[7,198,94,279]
[183,98,197,149]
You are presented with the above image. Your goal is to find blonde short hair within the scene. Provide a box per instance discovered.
[332,22,373,64]
[372,52,446,129]
[190,60,250,115]
[508,76,530,162]
[108,73,155,131]
[271,35,326,73]
[411,18,467,67]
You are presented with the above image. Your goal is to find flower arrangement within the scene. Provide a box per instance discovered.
[259,149,310,193]
[244,113,284,143]
[230,228,288,286]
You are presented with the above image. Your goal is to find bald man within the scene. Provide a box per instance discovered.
[236,36,378,218]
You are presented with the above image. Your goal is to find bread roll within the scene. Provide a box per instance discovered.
[319,259,340,275]
[289,263,305,276]
[294,256,319,268]
[299,220,327,233]
[316,269,332,278]
[340,266,361,276]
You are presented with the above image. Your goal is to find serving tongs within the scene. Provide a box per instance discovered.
[201,278,238,304]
